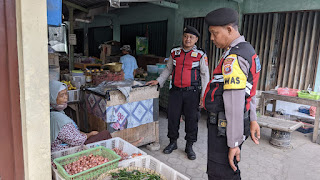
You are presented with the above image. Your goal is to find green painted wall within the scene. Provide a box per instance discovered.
[173,0,238,46]
[112,3,176,57]
[75,0,320,87]
[243,0,320,14]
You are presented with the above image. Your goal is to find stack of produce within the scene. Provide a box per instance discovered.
[61,80,76,90]
[112,148,142,161]
[92,70,124,85]
[63,154,109,175]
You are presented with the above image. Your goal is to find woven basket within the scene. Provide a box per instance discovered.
[97,166,166,180]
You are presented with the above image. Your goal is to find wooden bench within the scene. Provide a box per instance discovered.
[257,115,303,147]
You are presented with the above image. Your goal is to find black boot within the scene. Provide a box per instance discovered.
[185,142,196,160]
[163,139,177,154]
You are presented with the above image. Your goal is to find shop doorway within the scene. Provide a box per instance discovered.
[88,26,113,58]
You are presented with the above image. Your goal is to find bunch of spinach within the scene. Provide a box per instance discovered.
[110,169,161,180]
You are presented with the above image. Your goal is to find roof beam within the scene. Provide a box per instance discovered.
[150,1,178,9]
[63,0,89,13]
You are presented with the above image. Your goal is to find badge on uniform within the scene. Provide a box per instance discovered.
[204,56,208,66]
[175,49,181,56]
[191,52,198,57]
[255,56,261,73]
[223,58,235,75]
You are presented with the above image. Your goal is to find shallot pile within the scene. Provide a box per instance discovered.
[63,154,109,175]
[112,148,129,161]
[112,148,143,161]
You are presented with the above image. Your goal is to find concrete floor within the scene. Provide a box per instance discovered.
[140,111,320,180]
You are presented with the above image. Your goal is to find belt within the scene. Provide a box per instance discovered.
[172,85,200,91]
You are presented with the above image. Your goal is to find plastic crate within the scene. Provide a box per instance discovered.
[85,137,147,166]
[51,146,89,180]
[277,88,299,97]
[68,89,80,102]
[298,91,320,100]
[53,146,121,180]
[117,155,190,180]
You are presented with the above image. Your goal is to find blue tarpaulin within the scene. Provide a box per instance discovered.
[47,0,62,26]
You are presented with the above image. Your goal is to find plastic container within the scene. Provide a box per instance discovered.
[277,88,299,97]
[298,90,320,100]
[147,65,158,74]
[71,70,84,76]
[49,65,60,81]
[51,146,89,180]
[53,146,121,180]
[156,63,166,68]
[85,137,147,166]
[117,155,190,180]
[158,67,165,75]
[67,89,80,102]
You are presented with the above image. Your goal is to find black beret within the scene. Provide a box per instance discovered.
[205,8,239,26]
[183,25,200,38]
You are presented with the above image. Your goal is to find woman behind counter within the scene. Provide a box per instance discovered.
[50,80,112,152]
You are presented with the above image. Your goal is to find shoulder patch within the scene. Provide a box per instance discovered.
[223,56,236,75]
[171,47,182,53]
[204,56,208,66]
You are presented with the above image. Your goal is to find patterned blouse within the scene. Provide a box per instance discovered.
[51,123,87,152]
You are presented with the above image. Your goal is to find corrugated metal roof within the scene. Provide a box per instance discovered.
[66,0,108,8]
[65,0,177,8]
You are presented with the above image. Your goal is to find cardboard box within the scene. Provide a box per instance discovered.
[48,53,59,66]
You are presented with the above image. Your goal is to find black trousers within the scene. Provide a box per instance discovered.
[167,88,200,142]
[207,120,243,180]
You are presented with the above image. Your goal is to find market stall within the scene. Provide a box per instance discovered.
[84,81,160,147]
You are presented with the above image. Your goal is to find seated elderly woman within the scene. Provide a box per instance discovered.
[50,80,112,152]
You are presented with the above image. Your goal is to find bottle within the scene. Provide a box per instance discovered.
[85,70,92,84]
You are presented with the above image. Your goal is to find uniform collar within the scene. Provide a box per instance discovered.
[228,36,246,49]
[182,45,197,52]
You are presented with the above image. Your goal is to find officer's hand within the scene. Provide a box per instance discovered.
[250,120,260,145]
[228,147,241,172]
[199,98,204,108]
[146,80,159,86]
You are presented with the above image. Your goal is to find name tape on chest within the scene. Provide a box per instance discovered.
[191,52,198,57]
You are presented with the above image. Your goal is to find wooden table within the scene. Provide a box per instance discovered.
[260,91,320,143]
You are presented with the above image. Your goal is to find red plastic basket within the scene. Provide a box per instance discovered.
[277,88,299,97]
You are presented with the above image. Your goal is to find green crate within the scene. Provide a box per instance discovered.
[53,146,121,180]
[298,91,320,100]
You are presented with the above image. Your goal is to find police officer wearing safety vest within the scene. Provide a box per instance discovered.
[147,26,210,160]
[203,8,261,179]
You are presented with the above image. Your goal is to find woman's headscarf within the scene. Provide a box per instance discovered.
[49,80,74,143]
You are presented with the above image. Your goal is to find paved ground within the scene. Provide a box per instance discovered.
[140,111,320,180]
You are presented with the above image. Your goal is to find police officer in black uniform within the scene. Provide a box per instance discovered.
[147,26,210,160]
[203,8,261,179]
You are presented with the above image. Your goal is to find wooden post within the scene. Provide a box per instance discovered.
[68,6,74,71]
[265,14,278,90]
[288,12,305,88]
[257,14,268,90]
[277,13,290,87]
[247,15,253,43]
[293,12,308,89]
[305,12,319,90]
[251,15,258,46]
[312,106,320,143]
[260,14,272,91]
[298,12,313,90]
[282,13,297,88]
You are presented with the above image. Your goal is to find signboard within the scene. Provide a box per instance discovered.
[69,34,77,45]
